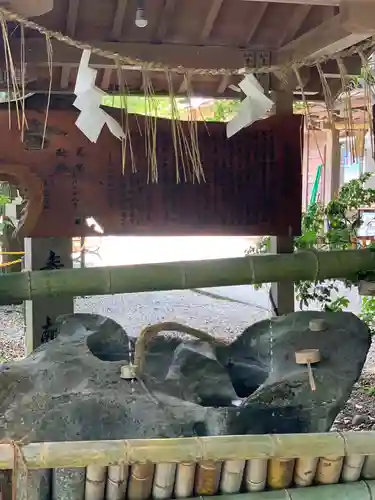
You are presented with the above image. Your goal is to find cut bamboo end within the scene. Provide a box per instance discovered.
[363,456,375,480]
[120,365,137,380]
[194,461,222,496]
[174,462,195,498]
[342,455,365,483]
[316,456,344,485]
[219,460,246,494]
[267,458,295,490]
[294,457,319,487]
[245,459,268,492]
[106,465,129,500]
[85,465,107,500]
[152,464,176,500]
[128,463,155,500]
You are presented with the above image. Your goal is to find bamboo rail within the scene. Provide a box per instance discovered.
[0,249,374,304]
[2,432,375,470]
[149,482,375,500]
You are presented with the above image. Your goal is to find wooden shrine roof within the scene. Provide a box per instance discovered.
[1,0,374,100]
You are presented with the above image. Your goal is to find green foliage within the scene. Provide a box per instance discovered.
[0,183,17,236]
[102,96,178,118]
[361,296,375,335]
[249,173,375,327]
[349,66,375,91]
[0,194,10,207]
[206,100,240,122]
[296,174,375,315]
[364,385,375,396]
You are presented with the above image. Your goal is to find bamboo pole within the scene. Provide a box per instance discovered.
[194,461,221,496]
[342,456,365,483]
[219,460,246,494]
[127,463,154,500]
[174,463,196,498]
[0,249,374,304]
[85,466,107,500]
[152,463,176,500]
[267,459,295,490]
[362,456,375,479]
[316,457,344,485]
[244,459,267,492]
[146,481,375,500]
[106,465,128,500]
[294,458,318,487]
[0,432,373,470]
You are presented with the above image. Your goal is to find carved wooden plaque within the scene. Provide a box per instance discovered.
[0,109,302,237]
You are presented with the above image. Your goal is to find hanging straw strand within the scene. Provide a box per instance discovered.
[41,35,53,149]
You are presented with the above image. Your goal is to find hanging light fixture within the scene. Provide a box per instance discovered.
[135,0,148,28]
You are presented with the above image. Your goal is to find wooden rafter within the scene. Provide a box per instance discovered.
[277,1,375,67]
[101,0,129,89]
[217,75,231,94]
[60,0,80,89]
[240,0,339,4]
[111,0,128,39]
[156,0,176,41]
[200,0,224,41]
[178,71,192,93]
[277,5,312,47]
[244,2,269,45]
[101,68,113,90]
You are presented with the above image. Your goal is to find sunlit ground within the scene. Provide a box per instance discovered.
[74,235,362,316]
[81,236,256,267]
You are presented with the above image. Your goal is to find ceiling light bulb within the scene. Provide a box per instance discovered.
[135,8,148,28]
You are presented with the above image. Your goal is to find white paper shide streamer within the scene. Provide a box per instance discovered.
[73,49,125,143]
[226,74,273,138]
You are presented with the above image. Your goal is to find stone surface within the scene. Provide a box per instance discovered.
[352,414,369,426]
[142,337,238,407]
[0,310,370,443]
[216,311,371,433]
[0,313,270,444]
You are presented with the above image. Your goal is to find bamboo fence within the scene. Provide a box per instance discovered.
[0,431,375,500]
[2,432,375,500]
[0,249,374,304]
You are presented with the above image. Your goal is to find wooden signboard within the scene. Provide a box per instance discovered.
[0,109,303,238]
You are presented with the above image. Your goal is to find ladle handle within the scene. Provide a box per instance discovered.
[307,362,316,391]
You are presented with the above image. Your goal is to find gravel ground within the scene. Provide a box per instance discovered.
[1,290,375,432]
[332,374,375,432]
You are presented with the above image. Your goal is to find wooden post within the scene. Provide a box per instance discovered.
[324,129,341,204]
[24,237,73,354]
[270,89,295,315]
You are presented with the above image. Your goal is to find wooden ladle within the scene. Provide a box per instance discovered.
[295,349,321,391]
